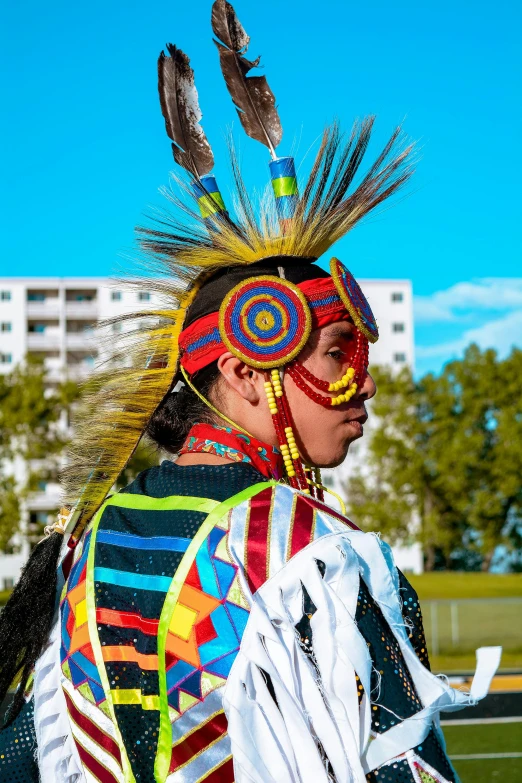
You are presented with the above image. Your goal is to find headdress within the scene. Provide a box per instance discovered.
[61,0,415,534]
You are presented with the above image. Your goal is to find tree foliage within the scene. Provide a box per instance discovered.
[345,345,522,571]
[0,356,80,551]
[115,438,160,491]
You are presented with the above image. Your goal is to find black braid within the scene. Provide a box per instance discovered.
[0,532,63,725]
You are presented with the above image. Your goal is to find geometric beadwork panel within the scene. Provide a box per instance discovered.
[166,521,250,718]
[60,530,105,705]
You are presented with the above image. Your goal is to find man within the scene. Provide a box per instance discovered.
[0,3,498,781]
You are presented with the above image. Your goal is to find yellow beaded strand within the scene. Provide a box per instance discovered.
[263,380,279,415]
[328,366,355,392]
[330,381,357,406]
[270,368,284,398]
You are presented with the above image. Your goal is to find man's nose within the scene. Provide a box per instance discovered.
[357,371,376,401]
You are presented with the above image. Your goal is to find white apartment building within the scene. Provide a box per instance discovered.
[0,276,421,586]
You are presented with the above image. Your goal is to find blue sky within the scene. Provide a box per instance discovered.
[2,0,521,375]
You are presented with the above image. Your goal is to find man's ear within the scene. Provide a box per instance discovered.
[217,353,262,403]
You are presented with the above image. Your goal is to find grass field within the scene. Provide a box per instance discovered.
[443,721,522,782]
[404,573,522,672]
[408,573,522,601]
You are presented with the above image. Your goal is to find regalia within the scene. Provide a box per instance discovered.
[3,2,500,782]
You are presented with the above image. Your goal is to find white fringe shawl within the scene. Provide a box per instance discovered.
[223,530,501,783]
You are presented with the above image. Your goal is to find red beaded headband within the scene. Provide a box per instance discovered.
[180,273,352,374]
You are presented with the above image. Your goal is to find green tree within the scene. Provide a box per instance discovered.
[0,477,21,553]
[345,345,522,571]
[0,356,80,551]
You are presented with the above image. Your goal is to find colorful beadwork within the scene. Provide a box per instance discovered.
[219,276,312,368]
[330,257,379,343]
[179,276,352,374]
[263,369,311,492]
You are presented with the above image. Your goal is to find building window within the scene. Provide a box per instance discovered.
[28,323,46,333]
[112,322,122,333]
[3,578,14,590]
[27,292,46,301]
[391,292,403,302]
[0,353,12,364]
[392,322,405,333]
[322,474,334,487]
[138,292,151,302]
[394,352,407,363]
[111,291,122,301]
[0,322,11,332]
[0,291,11,301]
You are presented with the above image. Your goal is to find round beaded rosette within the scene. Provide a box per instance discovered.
[330,258,379,343]
[218,276,312,368]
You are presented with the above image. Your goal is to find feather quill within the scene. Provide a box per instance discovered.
[211,0,282,157]
[158,44,214,177]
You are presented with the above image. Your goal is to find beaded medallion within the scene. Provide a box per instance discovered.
[219,276,312,368]
[330,257,379,343]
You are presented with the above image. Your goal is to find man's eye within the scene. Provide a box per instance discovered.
[326,349,344,360]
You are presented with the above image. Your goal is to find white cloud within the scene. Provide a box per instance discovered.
[416,309,522,359]
[414,278,522,324]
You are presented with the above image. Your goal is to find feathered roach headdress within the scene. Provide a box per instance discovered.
[61,0,415,532]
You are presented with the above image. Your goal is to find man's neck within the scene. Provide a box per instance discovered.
[175,452,231,467]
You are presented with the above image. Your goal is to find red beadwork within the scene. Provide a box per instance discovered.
[265,370,310,492]
[288,329,369,408]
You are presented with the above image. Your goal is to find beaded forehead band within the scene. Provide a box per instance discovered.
[179,259,378,373]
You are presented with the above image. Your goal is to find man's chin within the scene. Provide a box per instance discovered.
[310,443,352,470]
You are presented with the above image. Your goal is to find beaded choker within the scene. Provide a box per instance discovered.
[178,423,284,480]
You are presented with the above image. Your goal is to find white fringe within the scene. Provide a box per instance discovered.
[33,617,84,783]
[223,531,501,783]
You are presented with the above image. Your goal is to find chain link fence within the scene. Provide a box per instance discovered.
[421,597,522,660]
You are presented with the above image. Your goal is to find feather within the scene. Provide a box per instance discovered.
[63,121,415,527]
[211,0,282,156]
[158,44,214,177]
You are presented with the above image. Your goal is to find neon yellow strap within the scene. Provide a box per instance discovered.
[180,366,255,438]
[104,493,220,514]
[154,481,276,783]
[86,493,222,783]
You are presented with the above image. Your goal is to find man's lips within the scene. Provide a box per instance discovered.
[344,411,368,438]
[346,411,368,426]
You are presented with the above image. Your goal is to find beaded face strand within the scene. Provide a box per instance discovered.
[286,328,369,409]
[264,369,310,493]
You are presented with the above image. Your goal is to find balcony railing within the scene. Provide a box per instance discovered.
[27,333,61,350]
[26,301,61,317]
[64,302,98,319]
[26,487,63,511]
[65,333,96,350]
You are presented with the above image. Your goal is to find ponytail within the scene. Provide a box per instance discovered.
[146,362,221,453]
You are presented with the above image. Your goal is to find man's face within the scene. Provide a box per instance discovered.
[284,322,376,468]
